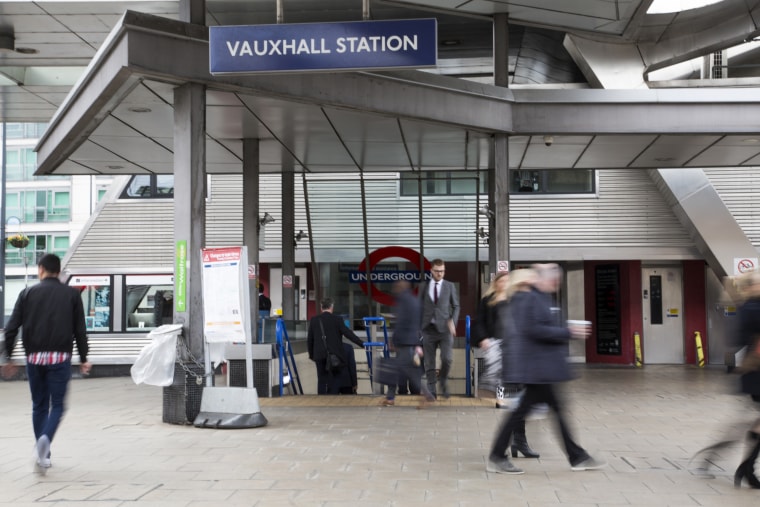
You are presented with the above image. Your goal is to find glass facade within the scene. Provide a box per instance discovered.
[400,171,487,196]
[6,189,71,223]
[510,169,595,194]
[121,174,174,198]
[124,274,174,332]
[5,234,69,266]
[1,121,102,325]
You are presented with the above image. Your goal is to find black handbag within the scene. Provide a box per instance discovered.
[319,319,344,373]
[373,356,398,386]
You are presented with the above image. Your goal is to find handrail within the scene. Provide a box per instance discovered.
[363,316,390,389]
[465,315,472,397]
[275,318,303,396]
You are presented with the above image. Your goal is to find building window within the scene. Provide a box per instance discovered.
[68,275,112,332]
[400,171,487,196]
[509,169,595,194]
[4,234,69,266]
[5,190,70,223]
[121,175,174,198]
[4,122,47,139]
[124,275,174,332]
[4,147,66,181]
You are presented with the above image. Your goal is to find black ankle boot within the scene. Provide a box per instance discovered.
[511,432,540,459]
[734,432,760,489]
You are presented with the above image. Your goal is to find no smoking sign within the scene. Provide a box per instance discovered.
[734,257,757,275]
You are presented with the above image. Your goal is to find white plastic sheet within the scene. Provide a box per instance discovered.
[130,324,183,386]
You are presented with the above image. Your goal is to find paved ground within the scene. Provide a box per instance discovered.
[1,365,759,506]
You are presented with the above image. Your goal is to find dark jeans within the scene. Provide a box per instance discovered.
[490,383,588,465]
[26,360,72,443]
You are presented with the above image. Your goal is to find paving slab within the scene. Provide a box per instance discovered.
[1,365,758,506]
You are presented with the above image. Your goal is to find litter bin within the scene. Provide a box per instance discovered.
[147,324,210,425]
[163,362,207,424]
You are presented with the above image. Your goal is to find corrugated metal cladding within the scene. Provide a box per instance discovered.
[704,168,760,248]
[509,170,694,249]
[67,169,696,270]
[65,200,174,271]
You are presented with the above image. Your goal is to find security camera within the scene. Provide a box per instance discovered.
[543,135,554,147]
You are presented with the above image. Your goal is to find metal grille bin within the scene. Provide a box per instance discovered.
[162,363,207,425]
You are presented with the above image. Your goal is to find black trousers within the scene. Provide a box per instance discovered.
[490,383,588,464]
[315,345,358,395]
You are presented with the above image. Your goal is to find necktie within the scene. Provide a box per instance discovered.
[434,282,439,304]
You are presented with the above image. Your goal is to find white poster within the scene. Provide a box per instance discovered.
[201,247,250,344]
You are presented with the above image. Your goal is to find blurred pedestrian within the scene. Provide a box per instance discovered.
[472,272,509,397]
[419,258,460,399]
[473,270,539,458]
[380,280,435,409]
[733,270,760,488]
[1,253,90,473]
[487,264,605,474]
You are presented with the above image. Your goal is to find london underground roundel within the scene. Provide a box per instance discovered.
[356,246,430,306]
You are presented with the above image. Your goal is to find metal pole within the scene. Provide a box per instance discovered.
[276,0,284,24]
[302,173,320,313]
[362,0,370,20]
[0,122,6,323]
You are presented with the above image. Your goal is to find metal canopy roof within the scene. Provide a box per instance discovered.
[3,0,760,175]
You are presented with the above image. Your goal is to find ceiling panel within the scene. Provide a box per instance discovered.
[521,135,592,169]
[207,104,275,141]
[87,135,172,165]
[327,108,404,143]
[577,135,657,168]
[110,105,175,139]
[687,145,760,167]
[342,141,413,168]
[206,139,240,165]
[631,135,722,168]
[6,0,760,177]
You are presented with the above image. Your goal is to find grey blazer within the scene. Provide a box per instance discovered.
[420,279,460,334]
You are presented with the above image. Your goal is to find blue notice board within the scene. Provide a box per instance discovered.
[209,18,437,74]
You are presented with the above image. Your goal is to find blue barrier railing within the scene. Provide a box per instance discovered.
[362,316,390,389]
[465,315,472,397]
[275,318,303,396]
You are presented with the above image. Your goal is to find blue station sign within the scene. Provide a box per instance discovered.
[209,18,437,74]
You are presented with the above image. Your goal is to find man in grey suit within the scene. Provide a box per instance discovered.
[420,258,460,399]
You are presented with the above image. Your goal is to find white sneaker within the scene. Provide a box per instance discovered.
[36,435,50,463]
[571,456,607,471]
[526,403,549,420]
[486,456,525,474]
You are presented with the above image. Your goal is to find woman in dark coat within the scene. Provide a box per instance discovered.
[473,271,538,458]
[733,271,760,488]
[487,264,605,475]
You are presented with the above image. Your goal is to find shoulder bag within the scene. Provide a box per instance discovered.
[319,319,344,373]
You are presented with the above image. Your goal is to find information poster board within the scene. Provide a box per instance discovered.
[595,264,622,355]
[201,246,251,344]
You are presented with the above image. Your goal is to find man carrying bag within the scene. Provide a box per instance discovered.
[307,297,365,394]
[379,281,435,409]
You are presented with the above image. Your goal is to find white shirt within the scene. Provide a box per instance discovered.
[429,280,441,302]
